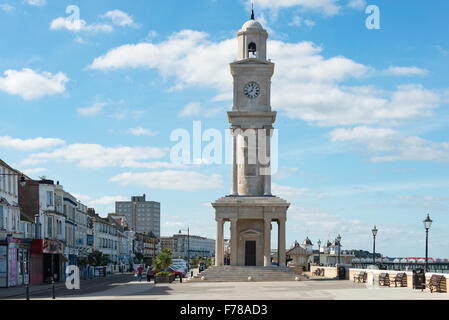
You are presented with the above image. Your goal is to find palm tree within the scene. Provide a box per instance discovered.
[154,249,173,272]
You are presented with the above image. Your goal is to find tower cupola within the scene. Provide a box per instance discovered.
[237,16,268,61]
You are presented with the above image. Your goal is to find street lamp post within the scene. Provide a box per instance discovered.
[372,226,378,266]
[336,234,342,265]
[179,228,190,268]
[423,214,433,272]
[317,239,321,266]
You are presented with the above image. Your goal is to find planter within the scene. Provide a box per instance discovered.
[155,274,176,284]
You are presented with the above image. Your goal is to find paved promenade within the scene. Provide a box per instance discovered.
[12,278,449,300]
[0,273,135,300]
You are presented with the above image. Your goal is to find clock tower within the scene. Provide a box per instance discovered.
[212,12,290,268]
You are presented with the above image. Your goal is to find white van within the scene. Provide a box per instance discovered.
[172,259,188,272]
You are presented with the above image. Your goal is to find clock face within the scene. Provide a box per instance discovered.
[244,82,260,99]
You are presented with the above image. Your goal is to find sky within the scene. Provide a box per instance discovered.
[0,0,448,258]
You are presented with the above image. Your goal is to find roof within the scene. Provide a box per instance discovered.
[241,19,264,31]
[286,244,308,256]
[332,240,341,247]
[302,237,313,246]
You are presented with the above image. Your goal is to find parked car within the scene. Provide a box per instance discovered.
[151,266,186,279]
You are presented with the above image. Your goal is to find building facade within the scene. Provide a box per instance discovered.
[115,195,160,238]
[0,160,29,287]
[161,234,215,259]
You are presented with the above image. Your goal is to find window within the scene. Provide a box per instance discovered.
[0,206,3,229]
[47,216,53,238]
[46,191,54,206]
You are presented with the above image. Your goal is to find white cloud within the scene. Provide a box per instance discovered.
[88,30,446,127]
[50,17,113,33]
[329,126,449,162]
[384,66,429,76]
[273,167,299,179]
[89,30,235,95]
[21,168,47,175]
[144,30,158,41]
[435,45,449,56]
[272,184,309,199]
[127,127,158,137]
[89,196,127,206]
[178,102,223,118]
[109,171,223,191]
[254,0,341,16]
[0,68,68,100]
[28,144,167,168]
[179,102,201,117]
[77,102,107,117]
[24,0,46,6]
[289,16,315,28]
[0,136,65,151]
[0,4,14,12]
[119,160,186,170]
[72,193,91,202]
[347,0,366,10]
[101,10,139,28]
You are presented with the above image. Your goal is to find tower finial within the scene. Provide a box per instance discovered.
[251,0,255,20]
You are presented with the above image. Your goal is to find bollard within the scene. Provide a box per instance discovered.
[191,271,194,278]
[26,283,30,301]
[180,275,183,283]
[52,280,55,300]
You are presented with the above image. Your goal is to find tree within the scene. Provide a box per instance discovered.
[153,249,173,272]
[88,250,110,266]
[135,252,143,263]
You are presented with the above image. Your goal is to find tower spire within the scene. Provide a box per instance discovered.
[251,0,255,20]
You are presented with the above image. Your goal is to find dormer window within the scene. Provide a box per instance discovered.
[248,42,257,58]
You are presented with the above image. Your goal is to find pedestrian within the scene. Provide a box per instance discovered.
[146,265,152,282]
[136,264,144,282]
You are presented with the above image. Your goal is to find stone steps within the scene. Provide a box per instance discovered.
[188,266,307,282]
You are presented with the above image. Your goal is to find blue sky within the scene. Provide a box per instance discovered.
[1,0,448,258]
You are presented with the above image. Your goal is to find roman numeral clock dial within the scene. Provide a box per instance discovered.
[244,82,260,99]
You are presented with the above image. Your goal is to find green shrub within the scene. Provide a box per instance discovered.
[156,272,172,277]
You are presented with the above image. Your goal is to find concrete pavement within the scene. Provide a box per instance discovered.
[30,278,449,300]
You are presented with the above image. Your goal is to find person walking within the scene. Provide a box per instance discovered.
[146,265,153,282]
[136,264,144,282]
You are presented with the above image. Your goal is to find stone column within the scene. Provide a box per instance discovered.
[264,219,271,267]
[278,218,286,267]
[263,128,272,196]
[231,129,238,196]
[230,219,238,266]
[215,219,224,267]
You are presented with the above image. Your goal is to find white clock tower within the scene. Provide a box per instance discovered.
[212,11,290,268]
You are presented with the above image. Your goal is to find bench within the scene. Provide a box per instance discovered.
[426,275,445,293]
[393,273,407,287]
[379,273,390,287]
[353,271,367,283]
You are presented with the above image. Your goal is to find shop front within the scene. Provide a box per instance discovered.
[43,240,64,283]
[17,242,31,286]
[0,237,30,287]
[31,239,64,283]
